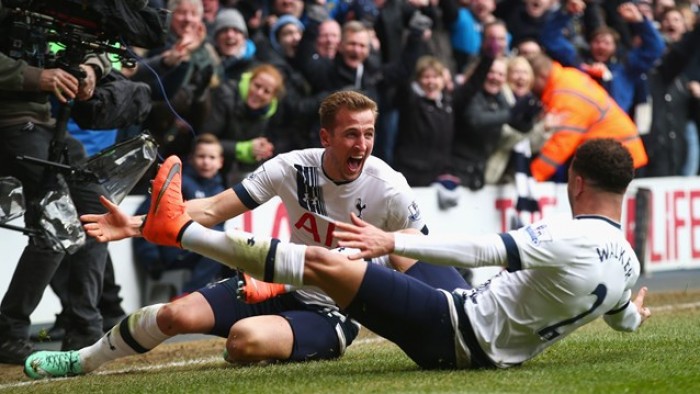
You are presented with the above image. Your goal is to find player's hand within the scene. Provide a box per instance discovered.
[81,195,142,242]
[633,286,651,325]
[334,213,396,259]
[40,68,79,104]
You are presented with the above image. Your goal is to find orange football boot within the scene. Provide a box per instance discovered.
[141,155,193,248]
[237,271,287,303]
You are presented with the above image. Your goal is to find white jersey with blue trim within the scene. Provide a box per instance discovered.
[238,148,424,306]
[461,214,640,368]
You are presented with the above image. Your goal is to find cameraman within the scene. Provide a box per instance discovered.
[0,4,113,364]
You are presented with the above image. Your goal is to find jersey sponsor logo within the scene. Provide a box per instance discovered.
[295,213,336,247]
[295,164,327,216]
[408,201,421,222]
[355,198,366,218]
[525,223,552,245]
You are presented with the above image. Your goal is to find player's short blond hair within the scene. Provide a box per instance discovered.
[318,91,378,131]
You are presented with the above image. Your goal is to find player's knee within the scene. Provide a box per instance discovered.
[156,302,197,335]
[225,324,265,362]
[157,293,215,335]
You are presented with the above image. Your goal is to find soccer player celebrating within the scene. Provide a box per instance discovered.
[188,136,649,367]
[24,91,466,378]
[27,138,649,375]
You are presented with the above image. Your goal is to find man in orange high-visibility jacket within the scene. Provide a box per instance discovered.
[528,54,647,181]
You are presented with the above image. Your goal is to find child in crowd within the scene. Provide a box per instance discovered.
[133,134,230,297]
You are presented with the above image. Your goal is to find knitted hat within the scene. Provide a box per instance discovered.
[214,9,248,37]
[269,14,304,52]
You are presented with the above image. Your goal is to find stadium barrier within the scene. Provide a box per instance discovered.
[2,176,699,324]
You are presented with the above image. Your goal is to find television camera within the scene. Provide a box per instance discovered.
[0,0,167,252]
[2,0,169,71]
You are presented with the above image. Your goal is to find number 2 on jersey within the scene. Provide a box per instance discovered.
[537,284,607,341]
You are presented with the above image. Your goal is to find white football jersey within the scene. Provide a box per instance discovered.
[238,148,424,305]
[460,215,641,368]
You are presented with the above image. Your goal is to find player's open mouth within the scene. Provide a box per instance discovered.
[347,156,363,172]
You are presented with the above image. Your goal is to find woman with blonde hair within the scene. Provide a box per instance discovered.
[202,63,286,184]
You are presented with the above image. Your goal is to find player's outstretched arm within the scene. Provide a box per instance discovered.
[634,286,651,325]
[604,286,651,332]
[334,213,396,260]
[80,195,145,242]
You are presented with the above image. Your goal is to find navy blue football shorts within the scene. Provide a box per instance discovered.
[404,260,470,291]
[344,263,459,369]
[198,276,359,361]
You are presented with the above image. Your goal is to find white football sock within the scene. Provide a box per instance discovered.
[269,238,306,286]
[180,222,240,268]
[181,222,306,286]
[79,304,170,372]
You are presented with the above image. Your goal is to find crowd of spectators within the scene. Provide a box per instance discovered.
[119,0,700,190]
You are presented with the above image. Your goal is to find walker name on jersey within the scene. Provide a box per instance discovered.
[596,243,635,278]
[495,188,700,269]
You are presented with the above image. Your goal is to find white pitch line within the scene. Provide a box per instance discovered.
[1,303,698,390]
[651,301,700,312]
[0,337,388,390]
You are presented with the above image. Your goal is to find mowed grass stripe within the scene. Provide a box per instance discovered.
[1,298,698,393]
[0,337,390,391]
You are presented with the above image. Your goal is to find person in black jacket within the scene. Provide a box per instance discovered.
[452,56,511,191]
[201,64,284,185]
[393,55,454,186]
[257,14,327,152]
[300,19,431,152]
[640,8,700,177]
[0,5,113,363]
